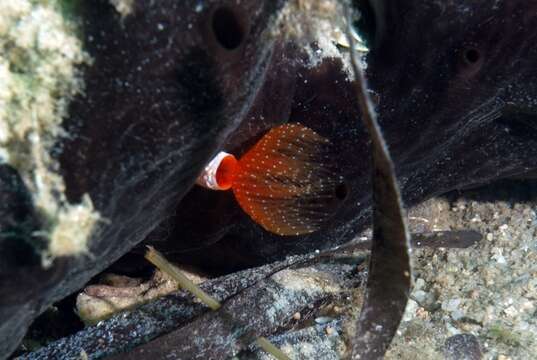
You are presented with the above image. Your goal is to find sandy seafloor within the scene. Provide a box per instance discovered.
[385,180,537,360]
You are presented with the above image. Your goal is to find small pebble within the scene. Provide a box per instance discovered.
[414,278,426,290]
[503,305,518,318]
[470,215,481,223]
[469,289,479,300]
[413,290,428,303]
[315,316,334,325]
[292,312,301,320]
[416,307,430,320]
[443,333,482,360]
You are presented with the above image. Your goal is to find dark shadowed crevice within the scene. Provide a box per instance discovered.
[212,7,245,50]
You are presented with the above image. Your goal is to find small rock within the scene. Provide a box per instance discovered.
[492,250,507,264]
[445,321,461,336]
[468,289,479,300]
[521,300,534,312]
[314,316,333,324]
[416,307,430,320]
[470,215,481,223]
[413,290,428,304]
[442,298,461,313]
[443,333,482,360]
[503,305,518,318]
[403,299,419,321]
[415,278,426,290]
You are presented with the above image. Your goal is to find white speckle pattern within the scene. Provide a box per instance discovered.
[232,123,345,236]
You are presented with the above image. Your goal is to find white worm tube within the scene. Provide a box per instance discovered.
[196,151,237,191]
